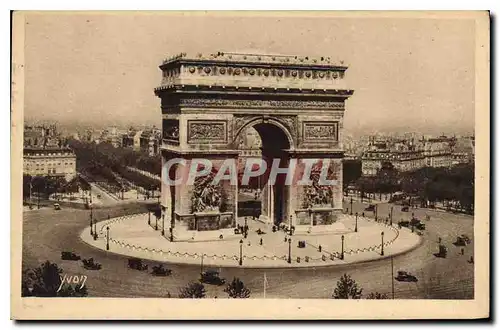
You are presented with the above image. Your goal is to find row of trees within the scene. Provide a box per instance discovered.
[177,278,251,299]
[68,140,160,192]
[178,273,386,299]
[22,175,89,201]
[69,140,161,176]
[343,159,474,214]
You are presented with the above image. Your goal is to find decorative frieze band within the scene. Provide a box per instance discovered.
[184,65,345,81]
[177,98,345,110]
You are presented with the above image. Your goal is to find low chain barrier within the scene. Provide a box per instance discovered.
[99,213,148,234]
[108,237,292,262]
[100,213,403,265]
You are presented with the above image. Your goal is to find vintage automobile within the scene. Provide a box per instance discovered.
[53,203,61,210]
[395,270,418,282]
[365,204,376,211]
[415,222,426,230]
[200,269,226,286]
[81,258,102,270]
[435,244,448,258]
[401,206,409,212]
[453,235,471,246]
[398,220,410,228]
[151,264,172,276]
[128,258,148,271]
[61,251,81,261]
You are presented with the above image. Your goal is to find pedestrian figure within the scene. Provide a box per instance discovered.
[438,237,442,244]
[362,212,365,217]
[461,248,465,255]
[318,245,322,252]
[260,238,263,245]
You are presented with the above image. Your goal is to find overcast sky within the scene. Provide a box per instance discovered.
[22,12,476,135]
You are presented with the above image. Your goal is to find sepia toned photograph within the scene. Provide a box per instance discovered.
[11,11,490,320]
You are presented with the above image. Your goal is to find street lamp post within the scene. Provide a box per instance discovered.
[90,216,93,235]
[161,214,165,236]
[390,206,394,226]
[350,197,353,215]
[148,211,151,225]
[93,219,97,240]
[289,215,293,235]
[340,235,345,260]
[411,212,415,232]
[355,212,358,232]
[239,239,243,266]
[287,238,292,264]
[374,204,378,221]
[155,214,158,230]
[106,226,110,251]
[381,231,384,256]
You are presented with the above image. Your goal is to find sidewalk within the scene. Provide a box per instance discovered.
[82,213,421,269]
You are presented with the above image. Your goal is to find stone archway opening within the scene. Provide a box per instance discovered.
[236,121,292,226]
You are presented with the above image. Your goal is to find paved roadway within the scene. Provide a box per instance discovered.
[21,200,474,299]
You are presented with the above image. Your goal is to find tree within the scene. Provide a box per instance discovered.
[23,175,32,200]
[178,282,206,298]
[21,261,88,297]
[366,292,388,299]
[343,159,362,196]
[332,274,363,299]
[224,277,251,298]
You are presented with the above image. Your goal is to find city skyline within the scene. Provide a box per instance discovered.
[23,13,475,136]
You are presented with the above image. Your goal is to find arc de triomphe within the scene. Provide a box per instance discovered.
[154,52,354,238]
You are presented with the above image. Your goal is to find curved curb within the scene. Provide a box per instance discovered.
[80,214,422,270]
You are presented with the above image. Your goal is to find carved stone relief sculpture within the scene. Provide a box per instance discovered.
[302,162,335,208]
[303,122,338,141]
[163,119,179,141]
[188,121,227,143]
[191,170,224,213]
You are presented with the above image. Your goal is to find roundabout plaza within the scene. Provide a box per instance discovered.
[81,212,421,268]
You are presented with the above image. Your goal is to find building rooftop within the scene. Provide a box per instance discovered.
[161,51,346,68]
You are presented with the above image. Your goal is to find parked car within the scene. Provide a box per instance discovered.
[151,264,172,276]
[401,206,409,212]
[434,244,448,258]
[53,203,61,210]
[128,258,148,271]
[365,204,375,211]
[453,235,471,246]
[395,271,418,282]
[200,269,226,286]
[61,251,81,261]
[82,258,102,270]
[398,220,410,228]
[415,223,426,230]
